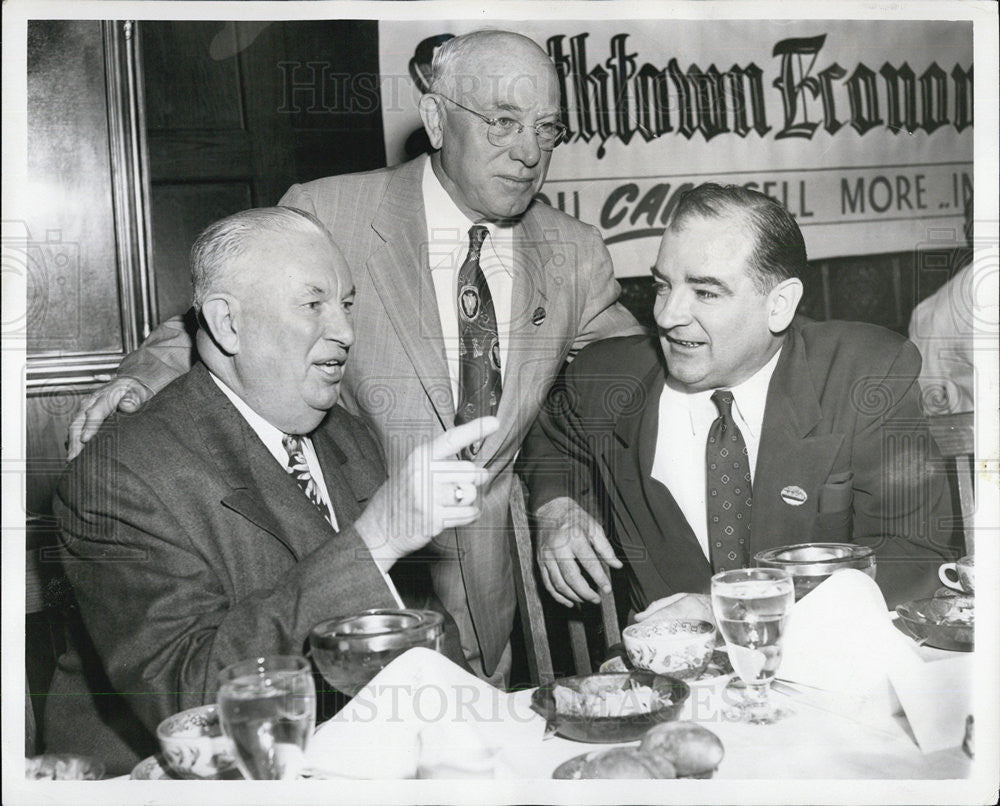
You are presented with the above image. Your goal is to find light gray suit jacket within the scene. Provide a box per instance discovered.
[118,155,643,674]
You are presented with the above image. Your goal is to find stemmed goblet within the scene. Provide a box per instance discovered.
[711,568,795,724]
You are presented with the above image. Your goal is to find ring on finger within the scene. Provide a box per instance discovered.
[453,485,466,504]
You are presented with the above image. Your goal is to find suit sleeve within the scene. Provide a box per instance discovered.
[115,315,195,394]
[55,448,397,735]
[848,339,956,604]
[567,225,646,359]
[520,363,603,521]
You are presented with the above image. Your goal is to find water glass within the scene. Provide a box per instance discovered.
[217,655,315,779]
[711,568,795,724]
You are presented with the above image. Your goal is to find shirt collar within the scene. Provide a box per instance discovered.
[660,346,782,441]
[422,158,512,275]
[725,347,783,441]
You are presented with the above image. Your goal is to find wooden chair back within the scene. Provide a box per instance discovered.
[927,411,975,554]
[508,479,620,685]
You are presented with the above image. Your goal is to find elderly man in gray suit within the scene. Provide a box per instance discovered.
[67,30,643,683]
[50,207,495,773]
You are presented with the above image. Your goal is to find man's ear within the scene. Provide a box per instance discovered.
[418,93,445,150]
[200,294,241,355]
[766,277,803,333]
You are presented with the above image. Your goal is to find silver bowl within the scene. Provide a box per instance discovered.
[309,608,444,696]
[754,543,875,600]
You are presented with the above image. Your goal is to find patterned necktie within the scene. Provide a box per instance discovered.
[455,224,502,459]
[282,433,335,530]
[706,391,752,572]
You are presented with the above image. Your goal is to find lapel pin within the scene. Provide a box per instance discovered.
[532,306,546,326]
[780,485,807,506]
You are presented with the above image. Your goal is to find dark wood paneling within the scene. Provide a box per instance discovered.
[26,20,123,356]
[147,132,254,182]
[150,182,254,319]
[142,21,244,131]
[141,20,386,320]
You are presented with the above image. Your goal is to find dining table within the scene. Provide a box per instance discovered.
[74,570,984,804]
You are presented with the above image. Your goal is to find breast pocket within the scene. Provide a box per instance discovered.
[810,472,854,541]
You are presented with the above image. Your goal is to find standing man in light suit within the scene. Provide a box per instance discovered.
[67,30,643,683]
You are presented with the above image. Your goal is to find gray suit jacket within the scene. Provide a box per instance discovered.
[121,154,643,674]
[49,362,400,770]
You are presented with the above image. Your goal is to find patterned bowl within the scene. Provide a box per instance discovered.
[622,619,717,679]
[156,703,237,779]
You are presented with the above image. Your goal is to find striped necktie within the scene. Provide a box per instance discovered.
[282,433,335,530]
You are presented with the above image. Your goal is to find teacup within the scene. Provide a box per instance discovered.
[156,703,237,779]
[939,555,974,593]
[622,618,716,679]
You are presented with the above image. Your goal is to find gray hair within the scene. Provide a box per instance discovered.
[428,30,547,99]
[190,206,329,311]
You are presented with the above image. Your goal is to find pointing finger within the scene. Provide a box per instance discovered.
[430,416,500,461]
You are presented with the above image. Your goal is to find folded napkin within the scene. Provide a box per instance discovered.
[779,569,972,753]
[305,647,545,778]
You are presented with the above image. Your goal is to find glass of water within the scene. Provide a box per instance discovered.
[217,655,315,779]
[711,568,795,724]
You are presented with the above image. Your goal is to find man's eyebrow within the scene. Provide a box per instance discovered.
[685,274,731,291]
[492,101,524,114]
[301,284,326,296]
[343,285,356,298]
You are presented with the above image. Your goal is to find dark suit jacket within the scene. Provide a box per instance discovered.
[522,318,957,614]
[47,363,455,773]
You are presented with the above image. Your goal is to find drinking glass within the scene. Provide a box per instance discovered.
[711,568,795,724]
[217,655,315,779]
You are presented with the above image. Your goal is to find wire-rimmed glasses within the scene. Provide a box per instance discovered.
[437,94,567,150]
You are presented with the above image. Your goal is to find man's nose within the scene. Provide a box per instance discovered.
[508,125,542,166]
[654,288,691,329]
[325,307,355,347]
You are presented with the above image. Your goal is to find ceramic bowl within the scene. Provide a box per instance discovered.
[156,703,237,779]
[622,619,716,679]
[896,595,974,651]
[530,671,689,743]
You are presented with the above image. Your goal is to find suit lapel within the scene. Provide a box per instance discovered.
[367,155,454,429]
[184,364,336,560]
[479,209,552,466]
[752,322,844,550]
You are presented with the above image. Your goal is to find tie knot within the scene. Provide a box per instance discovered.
[711,390,735,417]
[468,225,488,257]
[282,433,304,457]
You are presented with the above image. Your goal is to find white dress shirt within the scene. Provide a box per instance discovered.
[210,372,404,606]
[650,349,782,560]
[422,158,514,407]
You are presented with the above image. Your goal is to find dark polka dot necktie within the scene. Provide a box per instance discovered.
[282,433,336,530]
[706,390,752,572]
[454,224,501,460]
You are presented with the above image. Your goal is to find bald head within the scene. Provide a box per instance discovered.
[429,31,556,102]
[191,206,334,311]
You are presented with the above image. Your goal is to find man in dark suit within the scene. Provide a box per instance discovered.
[522,184,955,618]
[65,29,643,683]
[49,207,495,773]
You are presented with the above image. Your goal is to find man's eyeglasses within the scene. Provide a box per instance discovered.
[438,95,568,151]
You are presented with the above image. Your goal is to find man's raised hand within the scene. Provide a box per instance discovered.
[355,416,499,570]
